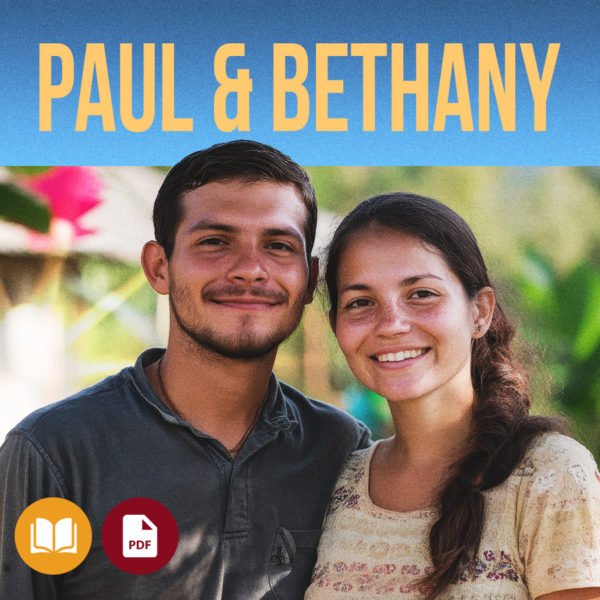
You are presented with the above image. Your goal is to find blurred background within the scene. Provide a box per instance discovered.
[1,166,599,459]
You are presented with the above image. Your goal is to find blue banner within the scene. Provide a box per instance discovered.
[1,0,598,165]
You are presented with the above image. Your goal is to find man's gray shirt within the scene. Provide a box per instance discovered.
[0,349,370,599]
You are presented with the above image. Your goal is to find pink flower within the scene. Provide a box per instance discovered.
[21,167,103,251]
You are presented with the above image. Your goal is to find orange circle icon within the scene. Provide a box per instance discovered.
[14,497,93,575]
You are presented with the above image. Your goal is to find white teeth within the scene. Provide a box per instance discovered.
[376,349,425,363]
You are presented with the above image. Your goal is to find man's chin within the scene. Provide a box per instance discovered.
[182,328,289,361]
[171,298,303,361]
[201,340,280,361]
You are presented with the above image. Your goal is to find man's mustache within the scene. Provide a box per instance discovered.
[202,285,287,303]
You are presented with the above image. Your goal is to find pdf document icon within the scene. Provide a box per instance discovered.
[103,497,178,574]
[122,514,157,557]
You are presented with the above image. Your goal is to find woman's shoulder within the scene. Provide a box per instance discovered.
[513,432,600,503]
[325,443,379,514]
[522,432,598,473]
[336,443,376,483]
[513,436,600,598]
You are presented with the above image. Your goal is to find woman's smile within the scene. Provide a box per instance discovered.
[373,347,430,364]
[333,225,484,405]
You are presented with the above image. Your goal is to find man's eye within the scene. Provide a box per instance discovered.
[267,241,294,251]
[199,237,225,246]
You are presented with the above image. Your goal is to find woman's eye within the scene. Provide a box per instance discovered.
[410,289,437,299]
[346,298,372,309]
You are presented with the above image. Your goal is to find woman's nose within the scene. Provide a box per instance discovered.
[376,303,411,335]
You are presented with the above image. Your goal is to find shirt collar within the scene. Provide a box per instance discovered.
[130,349,298,432]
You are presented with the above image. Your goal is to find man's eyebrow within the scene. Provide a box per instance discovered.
[339,274,443,294]
[263,227,304,244]
[184,220,237,235]
[183,221,304,244]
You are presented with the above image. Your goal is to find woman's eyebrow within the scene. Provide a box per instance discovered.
[340,274,443,294]
[401,273,443,285]
[339,283,371,294]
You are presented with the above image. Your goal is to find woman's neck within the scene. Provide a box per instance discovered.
[385,387,475,469]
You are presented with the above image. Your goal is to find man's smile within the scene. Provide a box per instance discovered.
[210,297,282,310]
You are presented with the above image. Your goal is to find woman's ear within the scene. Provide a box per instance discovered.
[472,286,496,338]
[141,241,170,295]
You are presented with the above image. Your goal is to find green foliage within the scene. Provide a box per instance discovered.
[0,183,50,232]
[517,250,600,456]
[6,167,52,176]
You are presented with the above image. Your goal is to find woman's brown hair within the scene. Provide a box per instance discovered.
[324,192,567,598]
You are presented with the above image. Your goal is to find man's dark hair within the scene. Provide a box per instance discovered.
[153,140,317,259]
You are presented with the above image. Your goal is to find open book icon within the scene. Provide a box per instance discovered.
[30,517,78,554]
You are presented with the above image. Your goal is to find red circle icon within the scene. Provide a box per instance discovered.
[101,497,178,574]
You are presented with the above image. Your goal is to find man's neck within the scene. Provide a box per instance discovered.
[144,340,275,450]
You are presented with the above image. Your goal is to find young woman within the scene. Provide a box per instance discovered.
[305,193,600,600]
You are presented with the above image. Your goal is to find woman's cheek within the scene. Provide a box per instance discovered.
[335,315,370,353]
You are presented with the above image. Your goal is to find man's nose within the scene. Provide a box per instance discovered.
[376,302,411,335]
[226,247,269,283]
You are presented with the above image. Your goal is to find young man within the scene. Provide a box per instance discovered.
[0,141,370,599]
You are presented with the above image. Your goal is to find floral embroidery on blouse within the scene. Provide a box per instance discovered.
[329,485,361,513]
[456,551,519,583]
[311,560,430,595]
[305,434,600,599]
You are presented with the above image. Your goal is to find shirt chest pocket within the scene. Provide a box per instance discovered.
[269,527,321,599]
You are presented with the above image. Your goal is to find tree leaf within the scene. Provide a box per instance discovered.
[571,267,600,361]
[0,183,51,232]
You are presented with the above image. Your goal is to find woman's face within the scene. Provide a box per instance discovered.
[332,225,492,406]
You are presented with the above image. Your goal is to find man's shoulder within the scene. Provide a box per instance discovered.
[277,380,371,440]
[9,367,134,441]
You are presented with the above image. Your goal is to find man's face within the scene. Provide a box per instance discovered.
[166,180,315,360]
